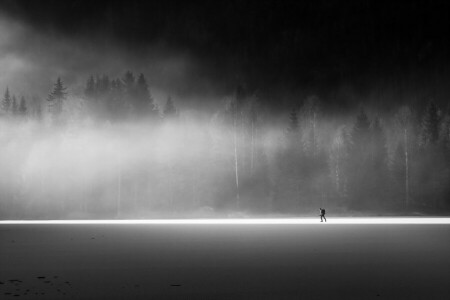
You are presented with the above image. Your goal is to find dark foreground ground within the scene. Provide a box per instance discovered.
[1,223,450,299]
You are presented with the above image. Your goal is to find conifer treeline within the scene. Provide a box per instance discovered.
[277,98,450,213]
[1,72,176,122]
[0,73,449,218]
[1,87,28,117]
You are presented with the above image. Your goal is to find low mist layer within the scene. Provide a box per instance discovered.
[0,74,449,218]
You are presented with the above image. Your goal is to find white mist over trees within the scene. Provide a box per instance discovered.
[0,74,450,219]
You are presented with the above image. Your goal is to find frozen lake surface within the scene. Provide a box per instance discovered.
[1,218,450,299]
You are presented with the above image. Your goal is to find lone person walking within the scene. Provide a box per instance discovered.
[319,208,327,222]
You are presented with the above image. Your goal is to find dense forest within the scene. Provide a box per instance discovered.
[1,73,450,218]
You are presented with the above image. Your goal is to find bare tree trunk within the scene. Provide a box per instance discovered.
[234,111,240,210]
[336,153,340,193]
[117,159,122,218]
[250,119,254,178]
[405,128,409,208]
[312,112,317,158]
[192,176,196,208]
[82,171,87,213]
[133,183,137,212]
[61,194,65,217]
[168,164,174,211]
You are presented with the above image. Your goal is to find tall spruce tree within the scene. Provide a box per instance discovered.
[353,108,371,149]
[394,106,414,208]
[370,117,388,166]
[163,96,177,119]
[97,75,110,96]
[391,142,406,200]
[369,116,389,206]
[2,87,11,114]
[225,98,241,210]
[439,106,450,150]
[287,108,299,133]
[11,95,18,115]
[122,71,135,88]
[18,96,27,116]
[274,107,305,212]
[47,77,67,123]
[301,96,321,157]
[247,97,260,178]
[32,95,43,121]
[330,126,351,198]
[122,71,136,111]
[135,73,156,117]
[85,75,96,98]
[439,107,450,207]
[420,101,440,147]
[109,79,127,120]
[348,108,371,209]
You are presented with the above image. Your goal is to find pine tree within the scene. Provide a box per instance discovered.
[122,71,136,110]
[391,143,404,186]
[85,75,96,98]
[47,77,67,123]
[135,73,156,117]
[417,102,447,209]
[420,101,440,147]
[348,107,371,209]
[2,87,11,113]
[247,98,260,178]
[18,96,27,116]
[353,107,371,149]
[226,98,240,210]
[394,106,414,208]
[369,116,389,206]
[235,84,246,110]
[439,106,450,150]
[163,96,177,119]
[439,107,450,208]
[108,79,127,120]
[275,106,307,211]
[370,117,388,166]
[330,126,351,198]
[31,95,42,121]
[287,108,299,132]
[97,75,110,96]
[11,95,18,115]
[122,72,134,90]
[301,96,321,157]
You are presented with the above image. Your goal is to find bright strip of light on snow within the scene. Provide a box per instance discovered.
[1,218,450,225]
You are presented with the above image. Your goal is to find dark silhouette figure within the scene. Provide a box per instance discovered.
[319,208,327,222]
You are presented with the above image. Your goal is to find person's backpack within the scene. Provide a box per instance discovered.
[321,209,325,215]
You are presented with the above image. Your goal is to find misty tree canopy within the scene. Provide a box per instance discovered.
[0,73,450,219]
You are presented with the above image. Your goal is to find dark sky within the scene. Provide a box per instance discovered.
[1,0,450,110]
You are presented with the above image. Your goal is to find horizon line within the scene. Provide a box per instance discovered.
[1,218,450,225]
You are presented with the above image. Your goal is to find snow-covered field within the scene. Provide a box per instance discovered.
[1,219,450,299]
